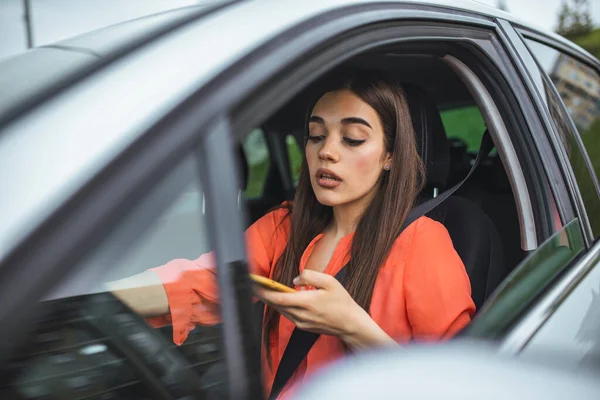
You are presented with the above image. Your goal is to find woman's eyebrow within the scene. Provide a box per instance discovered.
[309,115,372,129]
[341,117,372,129]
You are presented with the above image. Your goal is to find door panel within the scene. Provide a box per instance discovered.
[464,219,585,339]
[522,240,600,371]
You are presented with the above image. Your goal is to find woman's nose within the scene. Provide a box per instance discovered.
[318,137,339,162]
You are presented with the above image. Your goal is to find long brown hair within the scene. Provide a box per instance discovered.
[264,70,425,363]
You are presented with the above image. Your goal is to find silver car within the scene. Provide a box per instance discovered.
[0,1,599,399]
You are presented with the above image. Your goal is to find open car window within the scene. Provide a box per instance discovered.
[0,155,229,400]
[440,104,487,153]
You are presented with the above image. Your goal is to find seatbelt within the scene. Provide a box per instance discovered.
[268,130,494,400]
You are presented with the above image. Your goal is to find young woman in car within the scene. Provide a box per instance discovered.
[108,70,475,398]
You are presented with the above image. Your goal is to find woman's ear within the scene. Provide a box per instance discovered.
[383,152,392,171]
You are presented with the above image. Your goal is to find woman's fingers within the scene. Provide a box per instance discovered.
[255,288,293,306]
[293,269,338,290]
[256,287,316,307]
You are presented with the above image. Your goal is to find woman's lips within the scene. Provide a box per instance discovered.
[316,168,342,189]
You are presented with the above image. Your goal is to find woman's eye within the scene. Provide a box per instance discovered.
[307,135,324,143]
[344,138,366,146]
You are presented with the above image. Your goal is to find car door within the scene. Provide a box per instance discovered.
[479,25,600,363]
[461,22,600,351]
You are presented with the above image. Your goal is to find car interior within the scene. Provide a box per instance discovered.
[239,52,525,313]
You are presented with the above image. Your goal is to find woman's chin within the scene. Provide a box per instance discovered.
[314,191,345,207]
[311,181,355,207]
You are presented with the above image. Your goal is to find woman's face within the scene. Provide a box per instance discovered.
[306,89,391,208]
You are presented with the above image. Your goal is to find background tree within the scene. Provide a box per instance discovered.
[556,0,593,38]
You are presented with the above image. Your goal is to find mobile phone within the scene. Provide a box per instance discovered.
[249,274,296,293]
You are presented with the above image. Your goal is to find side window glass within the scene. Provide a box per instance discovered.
[439,104,497,187]
[242,128,270,199]
[286,135,303,186]
[466,219,585,338]
[525,39,600,237]
[440,105,487,153]
[523,240,600,370]
[1,156,229,400]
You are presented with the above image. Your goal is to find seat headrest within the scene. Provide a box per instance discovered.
[403,84,450,189]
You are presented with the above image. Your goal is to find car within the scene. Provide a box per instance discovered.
[0,0,599,399]
[292,340,600,399]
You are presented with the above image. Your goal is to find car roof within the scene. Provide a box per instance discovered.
[0,0,595,261]
[0,3,230,127]
[0,0,594,126]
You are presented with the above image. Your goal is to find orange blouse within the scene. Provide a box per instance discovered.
[148,205,475,398]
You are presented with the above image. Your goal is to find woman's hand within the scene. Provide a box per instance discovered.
[256,270,398,350]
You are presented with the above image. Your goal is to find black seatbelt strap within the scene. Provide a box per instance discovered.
[268,267,348,400]
[268,131,494,399]
[267,209,420,400]
[409,129,493,217]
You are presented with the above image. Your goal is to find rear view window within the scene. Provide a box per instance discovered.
[440,105,487,153]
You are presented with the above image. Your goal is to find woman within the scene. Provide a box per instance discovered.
[108,70,475,399]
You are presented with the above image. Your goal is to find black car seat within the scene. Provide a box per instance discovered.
[458,155,524,272]
[404,84,508,310]
[237,144,249,192]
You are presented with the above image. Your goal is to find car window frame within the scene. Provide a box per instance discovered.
[224,10,594,353]
[233,16,594,350]
[485,26,600,355]
[517,32,600,233]
[230,20,561,250]
[505,23,600,247]
[492,20,583,240]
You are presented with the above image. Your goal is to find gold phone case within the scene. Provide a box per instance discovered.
[250,274,296,293]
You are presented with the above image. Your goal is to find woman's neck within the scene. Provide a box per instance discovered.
[329,196,371,238]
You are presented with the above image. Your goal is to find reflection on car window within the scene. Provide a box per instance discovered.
[0,156,228,400]
[243,128,270,199]
[525,39,600,237]
[465,219,585,339]
[523,242,600,371]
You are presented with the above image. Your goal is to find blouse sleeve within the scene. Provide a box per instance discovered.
[147,206,290,345]
[403,217,476,340]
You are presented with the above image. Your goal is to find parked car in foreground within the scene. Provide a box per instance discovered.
[294,341,600,399]
[0,0,600,398]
